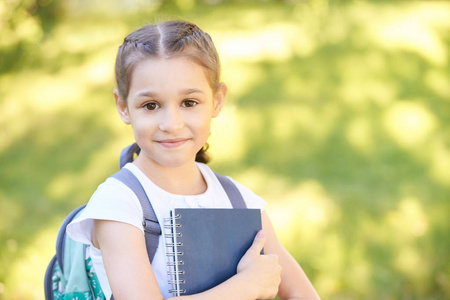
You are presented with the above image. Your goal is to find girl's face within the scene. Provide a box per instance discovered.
[115,57,225,169]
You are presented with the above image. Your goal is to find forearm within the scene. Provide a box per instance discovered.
[262,212,320,300]
[167,272,257,300]
[276,252,319,300]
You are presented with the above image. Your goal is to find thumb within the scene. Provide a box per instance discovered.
[248,230,266,255]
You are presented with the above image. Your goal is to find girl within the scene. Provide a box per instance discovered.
[67,20,319,300]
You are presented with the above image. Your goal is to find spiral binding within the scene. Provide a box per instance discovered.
[167,261,184,266]
[165,242,183,247]
[169,288,187,294]
[164,213,185,297]
[166,251,184,257]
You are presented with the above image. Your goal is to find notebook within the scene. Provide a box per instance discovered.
[164,208,262,296]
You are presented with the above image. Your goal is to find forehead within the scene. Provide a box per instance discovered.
[129,57,212,94]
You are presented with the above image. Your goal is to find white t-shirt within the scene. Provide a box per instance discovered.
[66,163,266,299]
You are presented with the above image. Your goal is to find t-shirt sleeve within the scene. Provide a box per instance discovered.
[66,178,144,246]
[227,177,267,211]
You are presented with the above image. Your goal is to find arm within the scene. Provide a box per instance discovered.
[94,220,281,300]
[261,211,320,300]
[94,220,164,299]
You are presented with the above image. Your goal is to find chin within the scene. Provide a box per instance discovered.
[156,157,196,169]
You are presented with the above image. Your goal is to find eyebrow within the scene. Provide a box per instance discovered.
[180,88,205,95]
[135,91,156,99]
[135,88,205,99]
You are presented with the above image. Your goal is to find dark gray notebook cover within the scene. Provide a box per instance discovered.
[166,208,262,296]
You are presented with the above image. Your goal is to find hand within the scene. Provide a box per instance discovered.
[237,230,282,300]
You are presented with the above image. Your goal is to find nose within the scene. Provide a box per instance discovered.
[158,106,184,133]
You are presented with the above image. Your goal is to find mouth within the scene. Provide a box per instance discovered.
[156,138,190,148]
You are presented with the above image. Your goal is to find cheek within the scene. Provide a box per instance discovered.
[131,115,157,135]
[190,113,212,133]
[183,116,211,144]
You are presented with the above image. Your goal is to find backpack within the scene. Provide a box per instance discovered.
[44,143,247,300]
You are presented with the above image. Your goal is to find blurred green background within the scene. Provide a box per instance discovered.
[1,0,450,299]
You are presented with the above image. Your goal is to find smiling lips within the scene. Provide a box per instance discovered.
[157,138,189,148]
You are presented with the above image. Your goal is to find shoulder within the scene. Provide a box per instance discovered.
[197,163,267,210]
[226,177,266,210]
[66,175,144,245]
[86,175,144,221]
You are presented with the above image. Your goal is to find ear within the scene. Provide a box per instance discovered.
[114,89,131,124]
[212,83,227,118]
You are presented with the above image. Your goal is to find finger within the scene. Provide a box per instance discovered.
[265,253,279,261]
[247,230,266,255]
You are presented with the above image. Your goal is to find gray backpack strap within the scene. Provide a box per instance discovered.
[111,168,161,264]
[119,143,140,168]
[214,172,247,209]
[110,168,160,300]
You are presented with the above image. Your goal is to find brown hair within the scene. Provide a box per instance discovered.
[115,20,222,164]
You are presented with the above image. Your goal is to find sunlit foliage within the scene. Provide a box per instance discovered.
[1,0,449,299]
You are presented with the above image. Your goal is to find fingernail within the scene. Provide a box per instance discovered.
[257,230,265,238]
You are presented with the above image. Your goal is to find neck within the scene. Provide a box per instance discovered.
[133,156,207,195]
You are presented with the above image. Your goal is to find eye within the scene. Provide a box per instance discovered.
[182,99,197,108]
[143,102,159,111]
